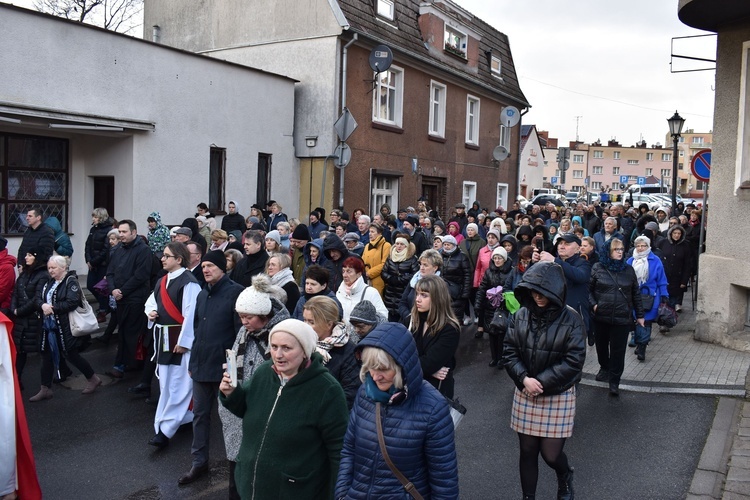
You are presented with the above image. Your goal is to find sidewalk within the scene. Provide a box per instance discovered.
[579,305,750,499]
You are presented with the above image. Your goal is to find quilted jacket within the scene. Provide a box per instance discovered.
[335,322,458,499]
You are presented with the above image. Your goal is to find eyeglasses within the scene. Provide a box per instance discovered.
[612,248,625,252]
[162,253,176,259]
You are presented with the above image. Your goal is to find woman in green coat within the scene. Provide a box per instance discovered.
[219,318,349,499]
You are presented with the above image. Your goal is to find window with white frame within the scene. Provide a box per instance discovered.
[496,183,508,211]
[371,175,399,213]
[645,168,653,176]
[613,151,621,159]
[661,169,671,177]
[593,150,603,158]
[736,40,750,190]
[646,152,654,160]
[555,169,561,177]
[444,24,467,58]
[591,181,602,190]
[465,95,480,145]
[462,181,477,208]
[500,124,509,148]
[627,159,638,165]
[592,166,603,174]
[428,81,446,137]
[376,0,394,20]
[692,136,703,144]
[612,166,620,175]
[611,182,620,190]
[662,153,671,161]
[573,154,584,163]
[573,170,583,179]
[491,56,502,77]
[372,66,404,127]
[679,150,684,157]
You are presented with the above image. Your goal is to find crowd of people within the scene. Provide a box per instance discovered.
[1,195,706,499]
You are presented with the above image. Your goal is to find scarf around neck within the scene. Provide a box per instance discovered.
[631,248,651,285]
[315,323,350,364]
[270,268,295,288]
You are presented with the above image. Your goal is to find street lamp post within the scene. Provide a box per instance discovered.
[667,111,685,215]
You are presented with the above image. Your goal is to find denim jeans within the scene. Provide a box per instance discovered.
[634,321,653,345]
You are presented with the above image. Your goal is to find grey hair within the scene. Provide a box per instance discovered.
[92,207,109,221]
[605,217,618,225]
[359,347,403,389]
[358,215,371,225]
[47,254,69,270]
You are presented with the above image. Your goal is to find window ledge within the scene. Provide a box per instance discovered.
[465,142,480,150]
[372,122,404,134]
[444,49,468,62]
[428,134,446,143]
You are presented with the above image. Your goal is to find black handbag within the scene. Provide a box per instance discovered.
[657,302,678,328]
[640,286,655,311]
[489,308,508,334]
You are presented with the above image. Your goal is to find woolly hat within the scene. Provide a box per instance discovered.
[635,235,651,247]
[196,215,208,226]
[466,222,479,233]
[201,250,227,272]
[269,318,318,358]
[442,234,458,246]
[645,221,660,233]
[487,228,501,240]
[266,230,281,245]
[235,274,277,316]
[175,227,192,238]
[291,223,310,241]
[349,300,382,326]
[491,246,508,261]
[405,214,419,227]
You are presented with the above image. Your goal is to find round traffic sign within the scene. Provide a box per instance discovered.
[500,106,520,127]
[691,148,711,183]
[334,143,351,169]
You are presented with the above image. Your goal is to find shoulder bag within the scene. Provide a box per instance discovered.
[69,288,100,337]
[376,403,425,500]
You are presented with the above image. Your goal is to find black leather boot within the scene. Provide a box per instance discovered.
[557,467,574,500]
[636,343,646,361]
[609,380,619,396]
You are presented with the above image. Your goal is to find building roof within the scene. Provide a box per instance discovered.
[519,124,534,153]
[336,0,529,107]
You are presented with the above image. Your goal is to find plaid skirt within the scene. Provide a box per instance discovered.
[510,386,576,438]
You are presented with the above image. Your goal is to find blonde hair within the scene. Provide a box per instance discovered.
[303,296,340,329]
[409,274,460,336]
[211,229,228,241]
[266,252,291,273]
[359,347,403,389]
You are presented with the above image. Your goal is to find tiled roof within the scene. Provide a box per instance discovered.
[519,124,535,154]
[336,0,529,107]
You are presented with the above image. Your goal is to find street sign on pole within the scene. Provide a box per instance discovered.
[334,108,358,142]
[620,175,629,185]
[551,176,558,185]
[691,148,711,183]
[637,177,646,185]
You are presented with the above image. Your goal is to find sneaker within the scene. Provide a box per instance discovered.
[463,316,472,326]
[675,304,682,312]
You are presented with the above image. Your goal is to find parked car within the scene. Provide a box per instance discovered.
[529,194,565,207]
[564,192,579,204]
[629,193,661,211]
[517,195,529,207]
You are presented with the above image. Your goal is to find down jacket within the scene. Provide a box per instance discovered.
[335,322,458,499]
[441,247,471,318]
[589,261,644,325]
[380,244,419,321]
[11,264,49,354]
[475,257,513,329]
[361,236,391,296]
[503,262,586,396]
[84,217,113,270]
[657,225,693,298]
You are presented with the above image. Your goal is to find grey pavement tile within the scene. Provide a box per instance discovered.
[690,469,724,496]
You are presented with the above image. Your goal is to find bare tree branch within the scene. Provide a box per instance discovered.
[33,0,142,34]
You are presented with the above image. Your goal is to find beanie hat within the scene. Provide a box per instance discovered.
[235,273,278,316]
[442,235,457,246]
[349,300,383,326]
[487,228,501,240]
[292,224,310,241]
[269,319,318,358]
[201,250,226,272]
[266,230,281,245]
[491,246,508,261]
[466,222,479,233]
[645,221,660,233]
[405,214,419,227]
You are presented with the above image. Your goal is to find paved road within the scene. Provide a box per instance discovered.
[22,326,717,499]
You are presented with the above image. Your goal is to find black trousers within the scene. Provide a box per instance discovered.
[40,345,95,387]
[114,302,147,368]
[594,321,631,383]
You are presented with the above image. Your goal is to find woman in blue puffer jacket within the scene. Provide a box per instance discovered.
[335,322,458,499]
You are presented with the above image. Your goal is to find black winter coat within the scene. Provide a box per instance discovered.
[322,235,360,293]
[412,312,460,399]
[503,262,586,396]
[322,337,361,410]
[189,275,244,382]
[106,236,153,305]
[589,262,644,325]
[11,265,49,354]
[475,259,513,329]
[84,218,113,270]
[381,248,419,319]
[231,251,268,288]
[18,223,55,262]
[220,213,246,235]
[39,272,86,354]
[657,226,694,297]
[441,248,471,317]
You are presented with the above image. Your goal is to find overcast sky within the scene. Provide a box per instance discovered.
[459,0,716,147]
[7,0,715,148]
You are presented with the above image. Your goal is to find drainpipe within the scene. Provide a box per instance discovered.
[338,34,358,209]
[517,108,530,200]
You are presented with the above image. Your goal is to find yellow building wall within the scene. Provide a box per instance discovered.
[299,157,337,221]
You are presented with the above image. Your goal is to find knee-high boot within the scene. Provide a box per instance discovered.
[557,467,574,500]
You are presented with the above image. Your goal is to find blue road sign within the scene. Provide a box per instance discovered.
[619,175,629,185]
[637,177,646,185]
[551,176,558,184]
[691,149,711,183]
[584,177,589,185]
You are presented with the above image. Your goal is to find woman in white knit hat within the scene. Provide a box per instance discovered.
[219,318,348,499]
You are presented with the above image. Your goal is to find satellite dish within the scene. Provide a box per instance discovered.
[500,106,521,127]
[369,45,393,73]
[492,145,509,161]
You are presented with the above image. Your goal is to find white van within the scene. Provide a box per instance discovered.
[532,188,560,197]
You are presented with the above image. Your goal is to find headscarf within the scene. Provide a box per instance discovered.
[600,238,626,272]
[631,235,651,285]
